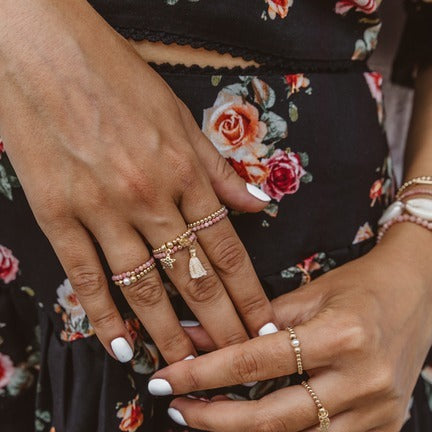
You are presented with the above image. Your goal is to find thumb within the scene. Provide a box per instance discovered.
[175,96,271,211]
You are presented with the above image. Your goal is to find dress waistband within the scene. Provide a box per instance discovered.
[146,60,370,76]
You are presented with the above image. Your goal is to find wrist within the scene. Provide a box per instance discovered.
[375,221,432,290]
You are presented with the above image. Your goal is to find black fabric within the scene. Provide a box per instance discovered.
[392,0,432,87]
[1,1,432,431]
[87,0,382,66]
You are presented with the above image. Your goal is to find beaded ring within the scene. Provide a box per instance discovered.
[186,206,228,232]
[286,326,304,375]
[112,257,156,287]
[301,381,331,432]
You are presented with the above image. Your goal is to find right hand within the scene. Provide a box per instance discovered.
[0,0,277,363]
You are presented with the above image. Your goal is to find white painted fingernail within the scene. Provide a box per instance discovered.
[246,183,271,202]
[180,320,200,327]
[258,322,278,336]
[183,355,195,360]
[148,378,173,396]
[168,408,188,426]
[110,337,133,363]
[242,381,258,387]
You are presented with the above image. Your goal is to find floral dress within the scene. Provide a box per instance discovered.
[1,1,432,431]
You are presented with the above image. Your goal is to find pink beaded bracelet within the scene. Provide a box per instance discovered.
[399,188,432,201]
[377,214,432,243]
[112,257,156,287]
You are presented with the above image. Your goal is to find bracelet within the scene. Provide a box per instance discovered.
[377,213,432,242]
[378,195,432,241]
[399,188,432,201]
[396,176,432,200]
[378,196,432,226]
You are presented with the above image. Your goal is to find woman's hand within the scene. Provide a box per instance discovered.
[0,0,276,363]
[150,222,432,431]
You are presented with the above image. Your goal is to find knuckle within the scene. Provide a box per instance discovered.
[126,275,164,307]
[68,265,105,298]
[240,293,269,318]
[211,235,247,276]
[368,364,396,395]
[223,330,248,346]
[172,150,200,190]
[331,318,368,356]
[184,363,202,390]
[158,328,190,355]
[183,271,223,305]
[232,348,261,383]
[254,411,286,432]
[91,309,119,329]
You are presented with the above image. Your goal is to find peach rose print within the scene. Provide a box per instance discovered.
[202,90,268,162]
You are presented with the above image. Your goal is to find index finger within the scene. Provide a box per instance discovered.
[148,320,331,395]
[180,188,278,337]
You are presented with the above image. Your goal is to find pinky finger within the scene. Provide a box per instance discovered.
[44,218,134,362]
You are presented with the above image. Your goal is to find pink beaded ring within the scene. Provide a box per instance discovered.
[112,257,156,287]
[151,205,228,280]
[186,205,228,232]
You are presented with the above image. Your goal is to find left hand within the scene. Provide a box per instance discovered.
[148,223,432,432]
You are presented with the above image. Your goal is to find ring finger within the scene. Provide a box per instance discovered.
[87,217,196,364]
[134,203,249,348]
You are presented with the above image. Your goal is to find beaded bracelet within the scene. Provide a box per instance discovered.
[377,195,432,242]
[399,188,432,201]
[377,214,432,243]
[396,176,432,200]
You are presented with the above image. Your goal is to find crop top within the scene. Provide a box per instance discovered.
[86,0,432,84]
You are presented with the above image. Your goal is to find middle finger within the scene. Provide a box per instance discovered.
[135,202,250,348]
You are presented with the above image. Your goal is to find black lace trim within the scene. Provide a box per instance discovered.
[117,26,369,74]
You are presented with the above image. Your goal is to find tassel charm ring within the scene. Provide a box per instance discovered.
[152,205,228,280]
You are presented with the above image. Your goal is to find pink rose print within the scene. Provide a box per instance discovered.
[0,353,15,389]
[265,0,293,19]
[202,90,268,162]
[0,245,19,284]
[262,149,306,202]
[335,0,378,15]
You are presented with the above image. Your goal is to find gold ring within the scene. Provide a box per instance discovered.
[301,381,330,432]
[286,326,304,375]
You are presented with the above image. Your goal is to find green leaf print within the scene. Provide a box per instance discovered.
[0,164,13,200]
[211,75,222,86]
[288,102,299,122]
[260,111,288,143]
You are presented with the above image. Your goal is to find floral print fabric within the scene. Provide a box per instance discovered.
[1,1,432,431]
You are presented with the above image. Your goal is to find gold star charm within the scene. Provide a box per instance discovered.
[161,253,176,269]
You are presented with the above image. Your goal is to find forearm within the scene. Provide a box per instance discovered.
[376,66,432,303]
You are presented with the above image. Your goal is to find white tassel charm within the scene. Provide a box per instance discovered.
[188,245,207,279]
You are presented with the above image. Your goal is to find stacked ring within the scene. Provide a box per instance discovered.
[286,326,304,375]
[186,206,228,231]
[152,205,229,279]
[301,380,331,432]
[112,257,156,287]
